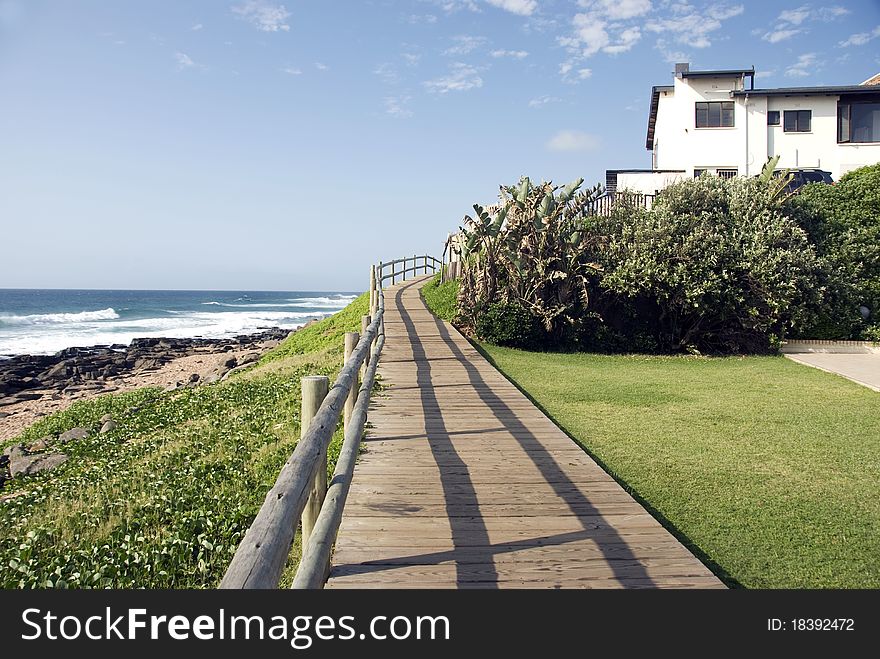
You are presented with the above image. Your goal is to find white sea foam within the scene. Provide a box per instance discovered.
[0,308,120,326]
[0,309,335,356]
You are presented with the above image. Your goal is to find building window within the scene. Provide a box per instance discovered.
[838,102,880,143]
[694,169,707,178]
[767,110,780,126]
[695,102,735,128]
[717,169,738,179]
[783,110,811,132]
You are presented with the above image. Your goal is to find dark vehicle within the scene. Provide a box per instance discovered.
[774,168,834,194]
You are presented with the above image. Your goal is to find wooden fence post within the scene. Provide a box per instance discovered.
[300,375,330,552]
[361,315,371,380]
[343,333,359,433]
[369,265,376,316]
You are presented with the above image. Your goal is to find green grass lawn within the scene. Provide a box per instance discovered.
[478,346,880,588]
[421,274,459,322]
[0,294,368,589]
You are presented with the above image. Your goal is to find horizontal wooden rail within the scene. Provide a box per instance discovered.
[219,303,383,589]
[292,329,386,588]
[221,251,440,589]
[377,255,441,286]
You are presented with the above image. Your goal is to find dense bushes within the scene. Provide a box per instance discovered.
[785,163,880,339]
[596,176,823,353]
[453,164,880,354]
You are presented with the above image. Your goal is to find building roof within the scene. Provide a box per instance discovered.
[645,85,673,151]
[862,73,880,86]
[732,85,880,97]
[681,67,755,79]
[606,169,686,174]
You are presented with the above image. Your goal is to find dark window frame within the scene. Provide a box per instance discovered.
[838,100,880,143]
[783,110,811,133]
[695,101,735,128]
[767,110,780,126]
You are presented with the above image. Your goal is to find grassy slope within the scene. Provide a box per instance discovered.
[421,274,459,322]
[0,293,368,589]
[478,347,880,588]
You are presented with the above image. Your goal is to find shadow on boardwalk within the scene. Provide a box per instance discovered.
[327,278,724,589]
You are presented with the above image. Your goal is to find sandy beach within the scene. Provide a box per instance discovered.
[0,332,289,443]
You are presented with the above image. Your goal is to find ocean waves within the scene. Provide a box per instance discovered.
[0,308,120,326]
[0,290,359,356]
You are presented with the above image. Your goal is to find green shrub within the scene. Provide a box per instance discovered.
[475,301,541,348]
[596,175,824,354]
[786,163,880,339]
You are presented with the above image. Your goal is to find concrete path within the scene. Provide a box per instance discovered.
[785,354,880,392]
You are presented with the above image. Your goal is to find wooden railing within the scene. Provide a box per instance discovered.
[376,254,442,286]
[589,192,656,216]
[219,255,440,589]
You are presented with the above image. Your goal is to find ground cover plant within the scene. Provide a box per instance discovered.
[0,294,369,588]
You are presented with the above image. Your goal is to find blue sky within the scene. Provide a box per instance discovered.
[1,0,878,290]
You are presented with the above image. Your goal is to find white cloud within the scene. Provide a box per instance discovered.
[174,52,198,69]
[423,63,483,93]
[785,53,816,77]
[762,4,851,45]
[232,1,291,32]
[402,52,421,66]
[528,95,561,108]
[443,35,488,55]
[559,61,593,83]
[315,62,329,71]
[407,14,438,24]
[839,25,880,47]
[654,38,689,64]
[564,13,610,56]
[431,0,480,12]
[645,4,744,48]
[191,23,203,31]
[373,62,400,84]
[490,49,529,58]
[577,0,652,21]
[281,66,302,75]
[778,5,811,25]
[484,0,537,15]
[547,130,600,152]
[755,69,776,79]
[384,95,413,118]
[603,26,641,53]
[763,28,802,43]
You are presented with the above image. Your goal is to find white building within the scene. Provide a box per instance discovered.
[608,63,880,195]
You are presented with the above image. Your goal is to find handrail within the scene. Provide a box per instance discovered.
[220,253,440,589]
[376,254,441,286]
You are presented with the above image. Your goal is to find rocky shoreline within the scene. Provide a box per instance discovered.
[0,328,293,442]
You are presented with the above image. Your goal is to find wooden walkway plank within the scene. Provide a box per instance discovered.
[326,277,724,589]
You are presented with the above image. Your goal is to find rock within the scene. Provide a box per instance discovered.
[0,397,20,407]
[202,373,221,385]
[58,427,89,443]
[239,352,261,365]
[28,437,52,452]
[0,412,8,418]
[100,413,114,424]
[10,452,68,477]
[163,382,180,393]
[189,373,200,383]
[223,357,238,369]
[1,444,25,462]
[100,420,117,434]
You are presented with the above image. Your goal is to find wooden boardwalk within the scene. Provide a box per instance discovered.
[326,277,724,589]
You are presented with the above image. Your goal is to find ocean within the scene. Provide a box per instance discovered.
[0,289,360,357]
